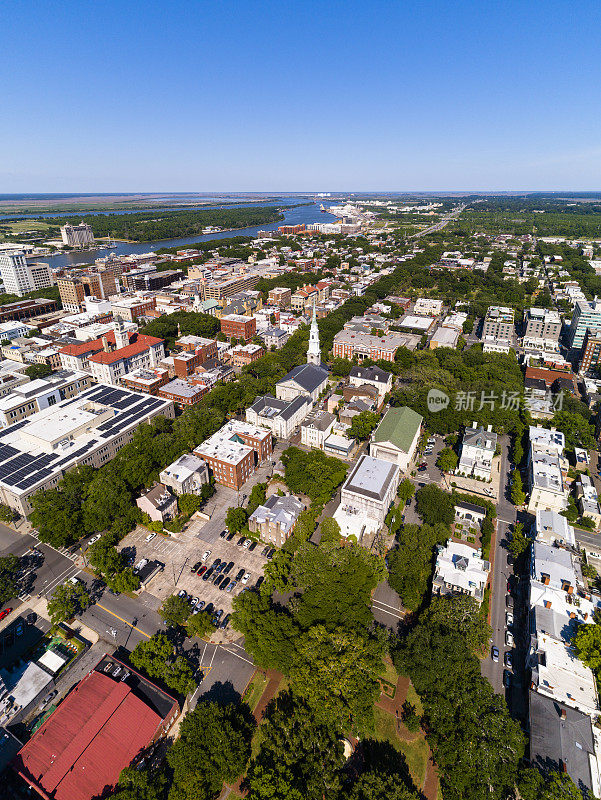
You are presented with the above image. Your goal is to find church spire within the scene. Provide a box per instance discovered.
[307,301,321,365]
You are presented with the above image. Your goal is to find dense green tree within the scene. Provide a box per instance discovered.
[186,610,215,639]
[508,521,530,559]
[516,766,584,800]
[331,358,353,377]
[281,447,348,504]
[424,596,491,655]
[226,506,248,533]
[167,701,254,800]
[573,621,601,677]
[30,466,94,548]
[397,478,415,506]
[387,523,449,611]
[347,771,419,800]
[113,766,169,800]
[47,581,91,627]
[319,517,341,544]
[511,471,526,506]
[0,503,16,523]
[247,691,344,800]
[24,363,52,380]
[159,594,192,627]
[130,633,195,696]
[0,554,20,604]
[436,447,458,472]
[232,591,301,672]
[289,625,385,734]
[553,410,596,450]
[247,482,267,515]
[348,411,380,441]
[415,485,455,526]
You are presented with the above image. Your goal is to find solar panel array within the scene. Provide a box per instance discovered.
[0,385,171,493]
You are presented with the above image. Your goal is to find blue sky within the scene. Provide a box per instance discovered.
[1,0,600,191]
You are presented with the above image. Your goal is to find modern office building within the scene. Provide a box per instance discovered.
[60,221,95,248]
[579,329,601,374]
[0,370,92,429]
[0,253,54,297]
[568,298,601,350]
[0,384,174,514]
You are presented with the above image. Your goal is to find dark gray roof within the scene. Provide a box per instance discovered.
[280,363,329,393]
[250,394,309,421]
[529,689,594,792]
[349,365,391,384]
[342,454,398,502]
[456,500,487,515]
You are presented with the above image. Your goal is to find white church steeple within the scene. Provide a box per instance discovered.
[307,302,321,365]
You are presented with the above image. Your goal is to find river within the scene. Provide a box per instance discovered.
[32,201,338,270]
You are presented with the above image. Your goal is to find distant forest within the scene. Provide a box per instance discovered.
[39,206,284,242]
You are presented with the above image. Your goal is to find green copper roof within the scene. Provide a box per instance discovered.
[373,406,423,453]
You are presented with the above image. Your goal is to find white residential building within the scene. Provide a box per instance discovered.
[457,423,497,481]
[300,409,335,450]
[432,541,490,604]
[527,427,568,514]
[348,365,392,400]
[159,454,210,496]
[245,394,311,439]
[414,297,443,315]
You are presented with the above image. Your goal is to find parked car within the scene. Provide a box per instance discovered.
[237,537,246,547]
[40,690,57,709]
[191,561,203,574]
[226,532,235,541]
[506,595,514,610]
[506,611,514,626]
[213,574,224,586]
[243,539,251,549]
[198,566,207,576]
[503,670,511,688]
[505,631,514,647]
[145,532,157,543]
[219,580,228,591]
[491,646,499,662]
[220,614,231,629]
[266,549,275,559]
[205,603,214,616]
[0,608,12,621]
[235,568,245,581]
[249,542,257,552]
[201,551,211,562]
[177,589,187,599]
[191,597,199,607]
[242,572,251,584]
[504,651,513,669]
[88,534,101,546]
[197,600,206,611]
[418,465,427,472]
[120,670,131,682]
[226,582,235,593]
[219,530,227,539]
[255,576,264,589]
[224,561,234,574]
[262,546,270,556]
[202,568,213,581]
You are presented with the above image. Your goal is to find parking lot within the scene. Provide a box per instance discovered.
[118,525,270,619]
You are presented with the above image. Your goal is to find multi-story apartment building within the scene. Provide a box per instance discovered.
[568,297,601,350]
[248,494,305,547]
[123,270,183,292]
[0,253,54,297]
[524,307,562,341]
[262,327,289,349]
[57,277,86,313]
[0,370,92,428]
[246,394,311,439]
[175,335,218,359]
[196,274,260,302]
[60,222,94,247]
[527,426,569,514]
[291,285,318,313]
[268,287,292,308]
[457,423,498,481]
[220,314,256,342]
[481,306,515,340]
[158,379,207,407]
[580,329,601,374]
[432,541,490,604]
[230,343,264,366]
[159,454,210,496]
[0,384,174,515]
[334,454,400,538]
[121,367,169,395]
[332,330,408,362]
[111,295,156,322]
[300,409,335,450]
[194,420,272,489]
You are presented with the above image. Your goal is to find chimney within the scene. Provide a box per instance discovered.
[101,335,110,353]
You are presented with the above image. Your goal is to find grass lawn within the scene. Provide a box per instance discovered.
[378,658,398,686]
[405,683,424,716]
[373,706,429,790]
[242,670,269,712]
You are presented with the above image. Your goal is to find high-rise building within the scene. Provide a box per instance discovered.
[307,303,321,365]
[0,252,54,297]
[568,298,601,350]
[524,308,562,341]
[60,221,95,248]
[481,306,515,340]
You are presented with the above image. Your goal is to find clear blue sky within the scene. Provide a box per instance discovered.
[2,0,600,192]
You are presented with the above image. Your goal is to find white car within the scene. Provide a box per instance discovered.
[88,534,101,546]
[505,630,514,647]
[243,539,251,549]
[241,572,251,584]
[506,611,514,626]
[145,532,157,543]
[201,550,211,562]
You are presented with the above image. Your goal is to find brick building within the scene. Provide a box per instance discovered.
[194,420,272,489]
[220,314,256,342]
[159,379,207,407]
[268,287,292,307]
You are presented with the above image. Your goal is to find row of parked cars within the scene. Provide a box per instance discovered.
[176,591,230,629]
[491,581,516,688]
[191,554,260,593]
[218,529,277,559]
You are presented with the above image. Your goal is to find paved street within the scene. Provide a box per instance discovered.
[481,436,516,695]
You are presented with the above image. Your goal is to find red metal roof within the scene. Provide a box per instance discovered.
[89,340,153,365]
[60,331,162,360]
[13,671,164,800]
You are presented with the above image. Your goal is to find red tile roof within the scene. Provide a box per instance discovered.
[89,340,153,365]
[13,670,165,800]
[60,331,163,360]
